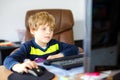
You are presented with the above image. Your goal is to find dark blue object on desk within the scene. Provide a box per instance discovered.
[0,43,20,65]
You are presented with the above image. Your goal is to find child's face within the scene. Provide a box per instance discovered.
[32,24,54,45]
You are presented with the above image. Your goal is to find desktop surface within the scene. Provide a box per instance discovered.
[37,62,115,80]
[0,65,119,80]
[36,55,114,79]
[38,62,84,77]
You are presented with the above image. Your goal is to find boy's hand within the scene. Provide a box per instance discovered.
[47,53,64,60]
[12,60,38,73]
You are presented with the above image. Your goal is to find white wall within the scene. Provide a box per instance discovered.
[0,0,85,42]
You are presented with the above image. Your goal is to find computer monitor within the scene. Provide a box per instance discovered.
[84,0,120,72]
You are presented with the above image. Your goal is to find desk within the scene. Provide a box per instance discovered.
[38,62,84,77]
[0,64,120,80]
[0,65,84,80]
[38,63,119,80]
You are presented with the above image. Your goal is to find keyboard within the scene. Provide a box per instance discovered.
[44,54,84,70]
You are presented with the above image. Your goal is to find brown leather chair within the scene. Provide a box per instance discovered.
[0,9,82,80]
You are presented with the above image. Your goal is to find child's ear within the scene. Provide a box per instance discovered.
[30,27,35,35]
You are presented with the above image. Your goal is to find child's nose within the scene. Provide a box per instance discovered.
[46,29,51,33]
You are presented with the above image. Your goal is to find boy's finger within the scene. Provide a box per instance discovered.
[23,67,28,73]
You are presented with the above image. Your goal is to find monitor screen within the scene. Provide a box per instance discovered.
[84,0,120,72]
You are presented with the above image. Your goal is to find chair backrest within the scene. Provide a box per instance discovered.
[25,9,75,44]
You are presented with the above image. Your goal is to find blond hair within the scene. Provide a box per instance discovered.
[28,11,55,30]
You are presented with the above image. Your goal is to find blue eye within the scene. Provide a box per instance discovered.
[50,28,54,31]
[42,28,46,30]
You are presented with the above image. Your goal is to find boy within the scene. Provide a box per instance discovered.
[4,11,80,73]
